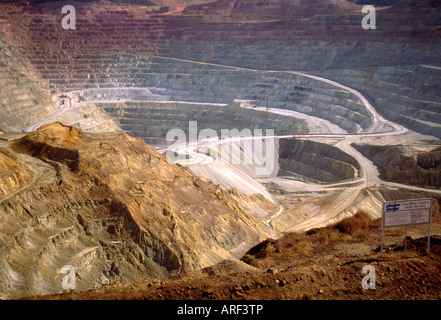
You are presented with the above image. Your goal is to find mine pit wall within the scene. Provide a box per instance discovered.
[1,0,439,137]
[0,62,120,134]
[353,143,441,189]
[1,27,375,137]
[278,138,361,183]
[93,62,373,144]
[133,61,373,134]
[157,40,441,74]
[313,66,441,139]
[101,101,309,146]
[0,62,58,132]
[68,88,169,102]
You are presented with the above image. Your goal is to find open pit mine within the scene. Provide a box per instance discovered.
[0,0,441,300]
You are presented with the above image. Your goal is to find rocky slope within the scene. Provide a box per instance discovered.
[0,62,56,132]
[0,61,119,133]
[0,123,277,299]
[0,0,440,301]
[26,209,441,300]
[0,147,34,198]
[278,138,360,183]
[102,100,308,145]
[353,143,441,188]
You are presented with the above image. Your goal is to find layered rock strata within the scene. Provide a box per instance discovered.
[353,143,441,188]
[279,138,360,183]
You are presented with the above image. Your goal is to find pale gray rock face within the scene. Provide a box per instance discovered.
[278,138,360,183]
[353,144,441,188]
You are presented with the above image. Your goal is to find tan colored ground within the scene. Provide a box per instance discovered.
[26,210,441,300]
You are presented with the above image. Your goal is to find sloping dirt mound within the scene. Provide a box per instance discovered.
[201,259,259,276]
[28,210,441,300]
[0,148,33,198]
[1,122,276,299]
[12,123,85,172]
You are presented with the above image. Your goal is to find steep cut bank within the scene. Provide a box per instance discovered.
[0,62,55,132]
[314,65,441,139]
[0,123,276,299]
[0,61,119,134]
[353,143,441,188]
[0,147,34,198]
[27,209,441,300]
[278,138,360,183]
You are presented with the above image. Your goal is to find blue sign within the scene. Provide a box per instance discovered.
[385,203,400,213]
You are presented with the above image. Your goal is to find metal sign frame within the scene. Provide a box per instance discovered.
[380,198,433,256]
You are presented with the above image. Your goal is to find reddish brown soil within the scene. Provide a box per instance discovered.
[26,211,441,300]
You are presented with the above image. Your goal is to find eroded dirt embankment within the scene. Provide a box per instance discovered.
[0,148,34,198]
[0,123,278,299]
[27,210,441,300]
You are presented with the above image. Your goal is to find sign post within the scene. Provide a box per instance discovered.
[381,198,432,256]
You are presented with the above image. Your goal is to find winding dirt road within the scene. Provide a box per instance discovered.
[148,56,441,232]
